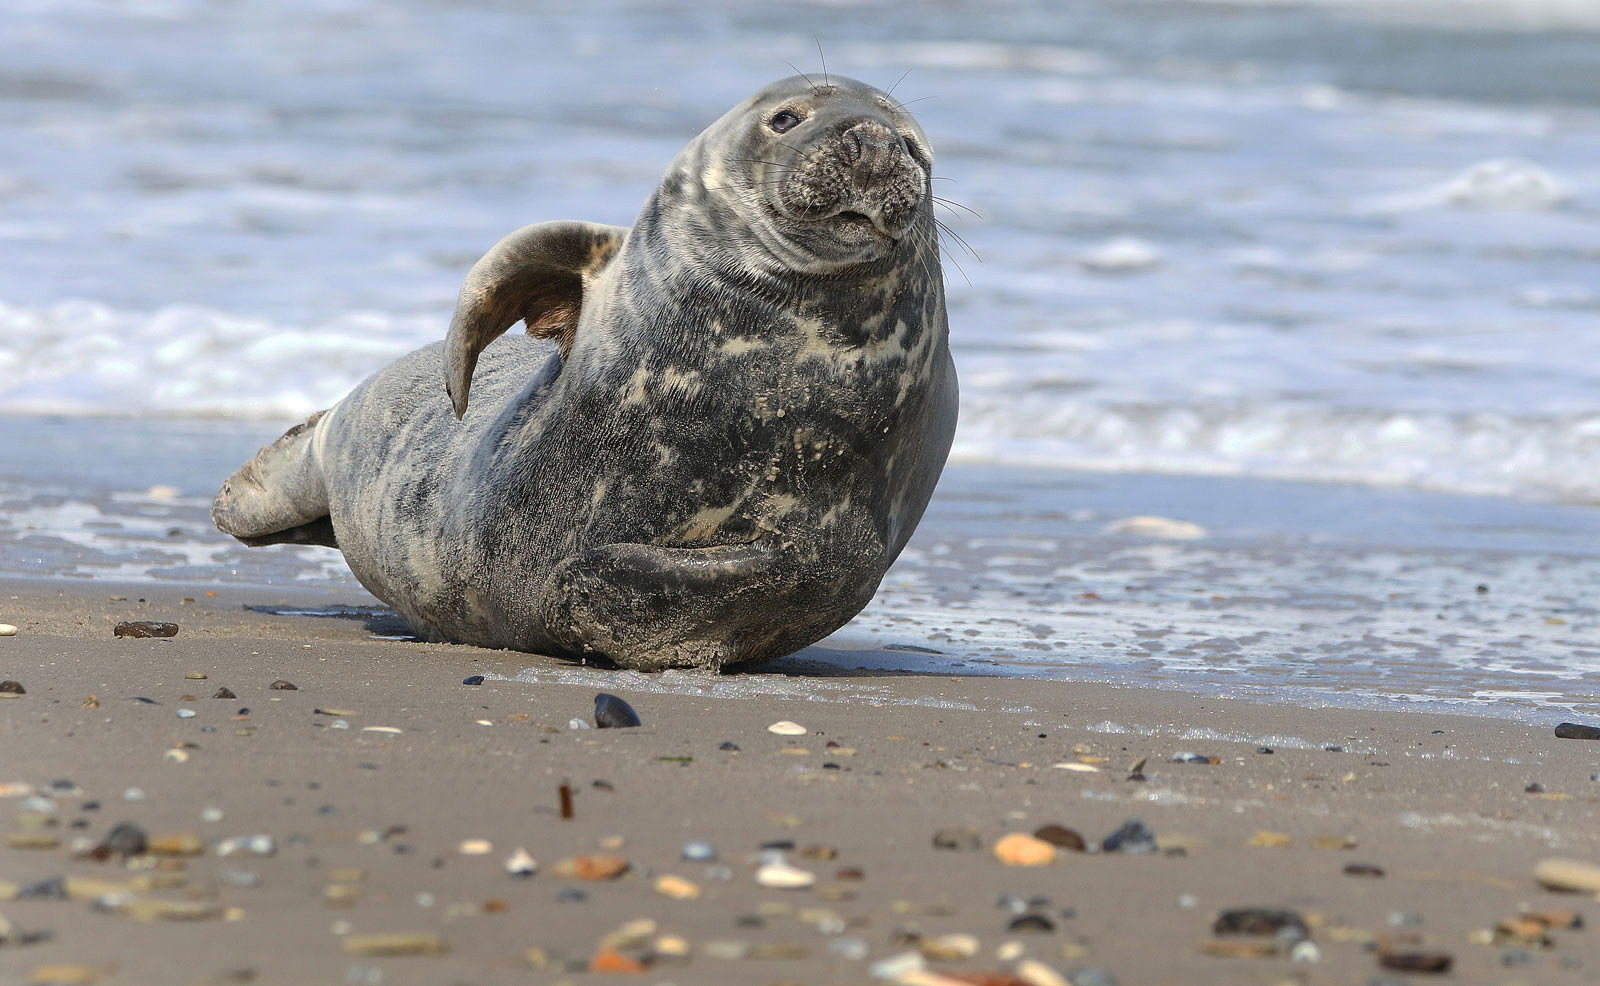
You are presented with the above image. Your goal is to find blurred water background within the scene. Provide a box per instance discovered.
[2,0,1598,717]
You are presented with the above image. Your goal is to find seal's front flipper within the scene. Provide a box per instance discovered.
[212,410,337,548]
[546,537,880,672]
[444,220,628,419]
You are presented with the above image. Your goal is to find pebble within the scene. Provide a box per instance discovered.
[1535,857,1600,892]
[461,675,484,685]
[1554,722,1600,740]
[868,950,925,979]
[719,740,740,751]
[457,839,492,855]
[756,860,816,889]
[1170,752,1214,764]
[681,840,717,861]
[113,621,178,638]
[0,624,16,636]
[655,874,700,900]
[1247,830,1292,848]
[217,835,275,857]
[18,877,68,900]
[552,854,629,880]
[147,833,205,856]
[1009,913,1056,933]
[504,847,537,877]
[1213,907,1309,940]
[1377,950,1452,973]
[1291,941,1322,962]
[98,823,148,857]
[1344,862,1386,878]
[995,832,1056,866]
[1032,824,1086,851]
[342,931,448,956]
[556,887,587,902]
[0,680,25,695]
[212,688,236,699]
[1100,819,1158,855]
[767,720,807,736]
[933,826,982,851]
[567,717,591,730]
[918,933,980,961]
[268,679,298,690]
[593,692,642,728]
[176,709,196,719]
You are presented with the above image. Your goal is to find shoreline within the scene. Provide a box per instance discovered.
[3,579,1600,985]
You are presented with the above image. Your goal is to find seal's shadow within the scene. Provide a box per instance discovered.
[242,603,413,639]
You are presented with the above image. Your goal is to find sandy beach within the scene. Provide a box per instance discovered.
[3,576,1600,986]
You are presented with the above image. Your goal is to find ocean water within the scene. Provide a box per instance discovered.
[2,0,1598,717]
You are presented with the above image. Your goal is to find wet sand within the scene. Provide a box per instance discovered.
[3,577,1600,985]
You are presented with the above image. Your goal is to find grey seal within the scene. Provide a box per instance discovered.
[212,74,958,671]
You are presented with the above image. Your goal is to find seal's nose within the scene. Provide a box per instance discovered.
[839,120,904,187]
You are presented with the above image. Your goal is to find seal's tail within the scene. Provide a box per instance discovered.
[212,410,338,548]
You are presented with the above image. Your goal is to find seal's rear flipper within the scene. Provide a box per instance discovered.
[212,411,338,548]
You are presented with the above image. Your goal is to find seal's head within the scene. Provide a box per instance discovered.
[670,75,935,275]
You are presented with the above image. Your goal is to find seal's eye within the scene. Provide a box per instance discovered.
[768,109,805,134]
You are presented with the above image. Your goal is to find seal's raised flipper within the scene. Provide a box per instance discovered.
[444,220,628,418]
[211,410,337,548]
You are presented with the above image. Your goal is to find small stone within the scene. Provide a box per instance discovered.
[568,717,591,730]
[183,672,207,680]
[1554,722,1600,740]
[1100,819,1158,854]
[1344,862,1386,878]
[505,847,537,876]
[933,826,982,851]
[995,832,1056,866]
[1199,940,1278,958]
[1016,958,1073,986]
[268,679,297,690]
[1535,857,1600,892]
[461,675,484,685]
[918,933,980,961]
[1377,951,1452,973]
[1291,941,1322,962]
[148,833,205,856]
[457,838,492,855]
[0,680,25,694]
[1523,908,1581,929]
[1009,912,1056,933]
[655,874,700,899]
[756,860,816,889]
[1033,824,1086,851]
[176,709,196,719]
[682,840,716,861]
[767,720,807,735]
[98,822,148,857]
[552,854,629,880]
[1247,830,1292,848]
[718,741,740,751]
[113,621,178,638]
[556,887,587,902]
[163,749,189,763]
[216,835,275,857]
[593,692,642,728]
[212,688,235,699]
[589,946,644,973]
[9,833,61,850]
[1493,918,1553,946]
[342,931,447,956]
[0,624,16,636]
[17,877,68,900]
[868,950,924,979]
[1213,907,1309,940]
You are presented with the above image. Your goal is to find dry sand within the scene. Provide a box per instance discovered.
[2,577,1600,986]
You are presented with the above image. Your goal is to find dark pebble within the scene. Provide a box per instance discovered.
[0,680,24,694]
[18,875,68,899]
[81,801,99,812]
[1554,722,1600,740]
[1344,862,1386,878]
[113,621,178,638]
[1525,782,1545,793]
[556,887,587,903]
[462,675,485,686]
[1100,818,1158,855]
[1213,907,1309,940]
[593,693,641,728]
[99,821,149,858]
[932,825,982,851]
[760,839,796,851]
[1008,912,1055,933]
[269,679,298,690]
[1378,951,1453,973]
[1033,824,1086,851]
[49,779,76,793]
[1323,744,1345,753]
[1256,747,1274,754]
[718,741,740,751]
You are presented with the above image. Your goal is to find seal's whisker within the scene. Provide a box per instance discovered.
[885,68,912,99]
[889,95,937,111]
[814,38,830,90]
[933,217,981,263]
[932,196,983,220]
[784,60,819,93]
